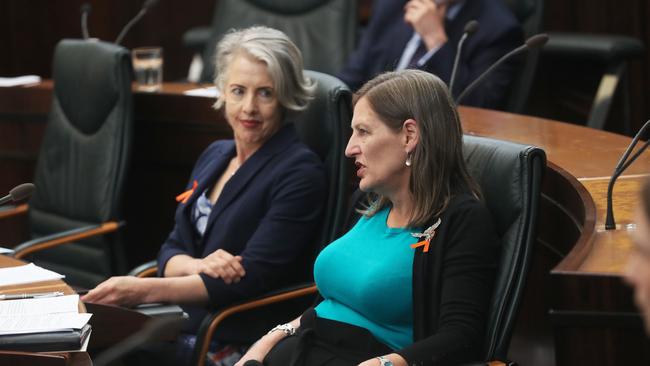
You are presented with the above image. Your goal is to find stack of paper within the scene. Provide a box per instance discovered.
[0,295,92,351]
[0,75,41,87]
[0,263,64,287]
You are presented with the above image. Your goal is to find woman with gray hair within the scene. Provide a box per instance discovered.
[237,69,499,366]
[83,26,326,365]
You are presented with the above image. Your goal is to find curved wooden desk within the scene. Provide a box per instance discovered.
[1,82,648,365]
[459,107,650,365]
[0,256,91,366]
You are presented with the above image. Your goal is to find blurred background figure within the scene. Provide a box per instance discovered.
[337,0,522,109]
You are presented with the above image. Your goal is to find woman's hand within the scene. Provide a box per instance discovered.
[234,332,285,366]
[81,276,149,307]
[358,353,408,366]
[196,249,246,284]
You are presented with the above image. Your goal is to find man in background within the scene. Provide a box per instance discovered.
[337,0,522,109]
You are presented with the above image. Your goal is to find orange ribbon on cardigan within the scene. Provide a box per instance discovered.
[410,218,442,253]
[176,180,198,204]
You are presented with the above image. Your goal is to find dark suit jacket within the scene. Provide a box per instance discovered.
[157,123,326,332]
[337,0,523,109]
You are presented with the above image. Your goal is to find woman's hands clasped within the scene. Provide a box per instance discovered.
[194,249,246,284]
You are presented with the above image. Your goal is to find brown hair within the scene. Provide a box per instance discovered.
[355,69,480,227]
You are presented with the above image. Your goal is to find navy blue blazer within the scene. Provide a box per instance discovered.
[337,0,523,109]
[157,124,326,331]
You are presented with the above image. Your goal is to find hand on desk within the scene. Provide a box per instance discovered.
[81,276,148,307]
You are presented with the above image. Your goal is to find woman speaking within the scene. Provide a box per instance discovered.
[237,69,500,366]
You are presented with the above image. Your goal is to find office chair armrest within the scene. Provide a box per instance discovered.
[182,26,212,52]
[127,260,158,277]
[192,283,318,366]
[12,220,124,259]
[0,203,28,220]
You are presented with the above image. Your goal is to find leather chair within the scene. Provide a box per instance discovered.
[186,134,545,366]
[462,135,545,362]
[182,0,357,82]
[126,71,352,365]
[542,33,644,133]
[503,0,545,114]
[5,39,134,289]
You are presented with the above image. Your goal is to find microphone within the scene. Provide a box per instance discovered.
[0,183,35,206]
[81,3,91,39]
[449,20,479,96]
[605,120,650,230]
[455,33,549,104]
[114,0,160,45]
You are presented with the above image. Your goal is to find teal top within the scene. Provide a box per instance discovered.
[313,206,418,350]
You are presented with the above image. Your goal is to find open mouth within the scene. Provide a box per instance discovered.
[355,161,366,177]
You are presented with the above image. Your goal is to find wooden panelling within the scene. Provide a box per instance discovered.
[535,0,650,135]
[0,0,215,81]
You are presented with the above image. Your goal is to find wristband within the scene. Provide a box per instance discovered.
[267,323,296,336]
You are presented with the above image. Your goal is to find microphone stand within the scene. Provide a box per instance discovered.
[605,119,650,229]
[449,20,479,96]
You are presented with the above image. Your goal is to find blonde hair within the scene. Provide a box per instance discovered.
[212,26,315,111]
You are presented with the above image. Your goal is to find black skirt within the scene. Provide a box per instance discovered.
[262,308,393,366]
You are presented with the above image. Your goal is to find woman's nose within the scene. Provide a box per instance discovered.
[242,93,257,114]
[345,136,359,158]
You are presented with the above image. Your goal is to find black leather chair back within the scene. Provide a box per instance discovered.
[27,39,133,288]
[199,0,357,82]
[292,70,351,247]
[462,135,546,359]
[502,0,545,113]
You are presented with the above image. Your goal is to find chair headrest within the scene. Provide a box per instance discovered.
[52,39,131,135]
[290,70,351,162]
[245,0,330,14]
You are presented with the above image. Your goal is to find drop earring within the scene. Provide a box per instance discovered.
[405,152,412,167]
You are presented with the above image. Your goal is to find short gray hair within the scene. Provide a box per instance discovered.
[213,26,315,111]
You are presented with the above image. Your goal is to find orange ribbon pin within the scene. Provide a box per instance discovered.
[410,218,442,253]
[176,180,198,204]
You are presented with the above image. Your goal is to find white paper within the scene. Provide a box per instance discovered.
[0,313,92,334]
[0,75,41,87]
[0,295,79,316]
[0,263,64,286]
[183,86,219,98]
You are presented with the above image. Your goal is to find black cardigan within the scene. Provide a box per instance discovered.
[397,194,500,366]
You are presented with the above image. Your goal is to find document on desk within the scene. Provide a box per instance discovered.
[0,295,91,335]
[0,294,78,316]
[0,263,64,286]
